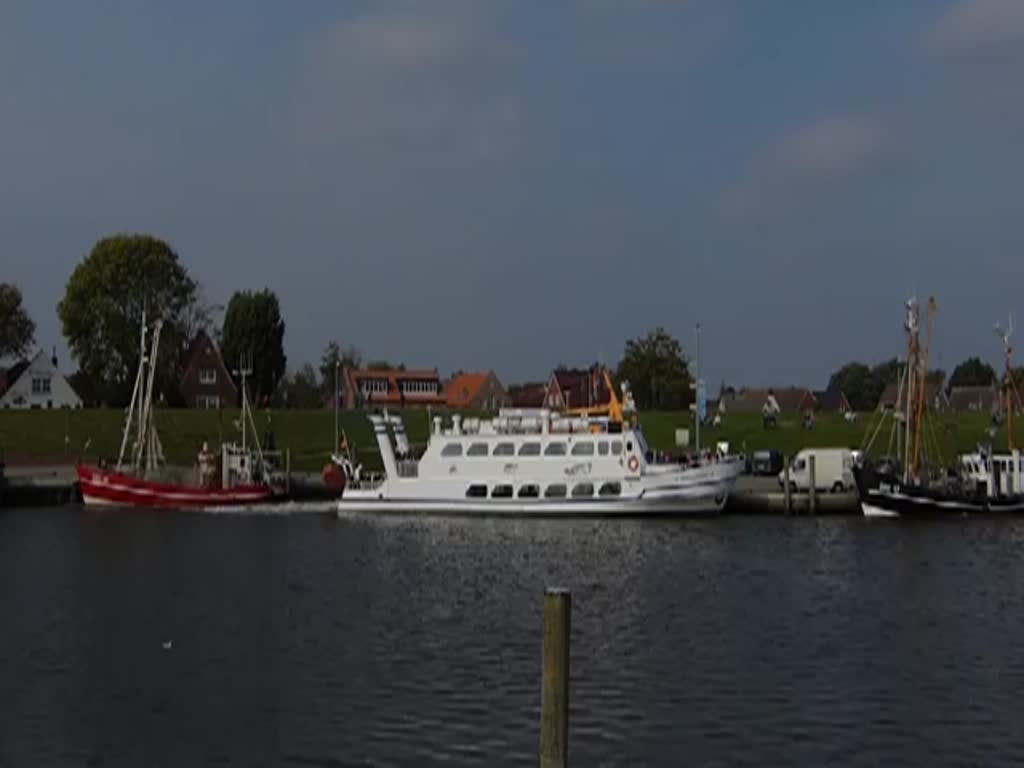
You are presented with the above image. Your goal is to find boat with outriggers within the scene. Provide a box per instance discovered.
[853,298,1024,517]
[76,314,320,509]
[335,370,744,516]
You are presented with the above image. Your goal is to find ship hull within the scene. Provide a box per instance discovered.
[77,465,274,509]
[854,465,1024,518]
[337,465,739,517]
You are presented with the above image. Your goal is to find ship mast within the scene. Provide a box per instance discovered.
[911,297,936,477]
[903,298,919,484]
[996,315,1016,451]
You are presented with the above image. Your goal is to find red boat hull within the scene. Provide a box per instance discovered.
[77,465,275,509]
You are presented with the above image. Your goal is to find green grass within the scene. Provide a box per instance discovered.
[0,407,1016,472]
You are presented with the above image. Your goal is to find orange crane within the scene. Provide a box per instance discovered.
[911,296,936,476]
[562,367,628,425]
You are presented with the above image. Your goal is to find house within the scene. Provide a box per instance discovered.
[179,330,238,409]
[446,371,510,411]
[947,384,1001,413]
[543,366,609,410]
[803,388,853,414]
[720,387,811,414]
[0,349,82,409]
[342,367,445,409]
[876,373,949,412]
[508,382,547,408]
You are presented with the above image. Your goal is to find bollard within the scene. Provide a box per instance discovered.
[783,456,792,515]
[808,454,817,515]
[540,588,570,768]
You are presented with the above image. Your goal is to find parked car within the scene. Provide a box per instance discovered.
[750,449,784,476]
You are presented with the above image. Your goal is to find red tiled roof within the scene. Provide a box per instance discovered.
[446,372,488,408]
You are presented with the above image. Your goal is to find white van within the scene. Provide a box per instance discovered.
[778,448,855,493]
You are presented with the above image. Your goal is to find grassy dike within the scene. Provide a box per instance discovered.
[0,407,1014,473]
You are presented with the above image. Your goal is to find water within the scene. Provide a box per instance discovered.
[3,508,1024,766]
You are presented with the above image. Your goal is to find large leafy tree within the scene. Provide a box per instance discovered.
[220,289,287,404]
[0,283,35,360]
[615,327,691,410]
[827,362,884,411]
[283,364,322,409]
[949,356,997,388]
[58,234,198,405]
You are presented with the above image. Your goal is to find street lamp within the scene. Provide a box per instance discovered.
[695,323,701,454]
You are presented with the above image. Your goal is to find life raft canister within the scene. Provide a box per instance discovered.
[627,455,640,473]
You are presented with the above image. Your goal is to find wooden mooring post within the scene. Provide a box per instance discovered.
[808,454,817,516]
[540,588,570,768]
[783,456,792,515]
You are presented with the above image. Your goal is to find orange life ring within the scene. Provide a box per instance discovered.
[627,455,639,472]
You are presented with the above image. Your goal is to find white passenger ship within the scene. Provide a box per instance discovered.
[335,381,743,516]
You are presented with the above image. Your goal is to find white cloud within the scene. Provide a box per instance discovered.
[776,115,885,178]
[922,0,1024,54]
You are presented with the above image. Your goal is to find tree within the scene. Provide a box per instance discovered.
[949,357,997,388]
[0,283,35,360]
[58,234,198,405]
[827,362,883,412]
[283,364,322,408]
[220,289,287,404]
[615,327,691,410]
[319,341,362,398]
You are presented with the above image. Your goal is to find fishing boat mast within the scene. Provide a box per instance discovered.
[995,314,1017,451]
[116,312,164,474]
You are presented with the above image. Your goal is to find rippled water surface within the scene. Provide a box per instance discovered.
[4,507,1024,766]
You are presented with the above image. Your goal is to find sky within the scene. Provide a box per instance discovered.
[2,0,1023,389]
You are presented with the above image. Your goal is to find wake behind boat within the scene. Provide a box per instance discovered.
[336,373,743,517]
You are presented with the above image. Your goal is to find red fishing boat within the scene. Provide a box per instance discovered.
[77,315,283,509]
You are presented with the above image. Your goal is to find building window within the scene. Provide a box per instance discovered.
[491,485,513,498]
[544,442,567,456]
[199,368,217,384]
[544,484,567,498]
[518,484,540,498]
[519,442,541,456]
[360,379,389,395]
[493,442,515,456]
[441,443,463,457]
[599,482,622,497]
[196,396,220,409]
[571,442,595,456]
[31,377,51,395]
[467,443,489,457]
[572,483,594,498]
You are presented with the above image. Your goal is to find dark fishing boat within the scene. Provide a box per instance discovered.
[854,300,1024,518]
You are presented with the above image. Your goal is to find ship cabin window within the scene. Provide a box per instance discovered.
[441,443,463,457]
[467,442,489,457]
[571,442,595,456]
[493,442,515,457]
[518,484,540,498]
[544,484,567,498]
[572,482,594,498]
[519,442,541,457]
[626,441,633,452]
[610,441,623,456]
[598,442,609,456]
[545,442,567,456]
[599,482,622,497]
[466,484,487,498]
[491,484,513,498]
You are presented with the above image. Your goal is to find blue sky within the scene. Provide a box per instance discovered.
[3,0,1023,388]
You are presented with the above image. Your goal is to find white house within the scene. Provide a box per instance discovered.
[0,350,82,410]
